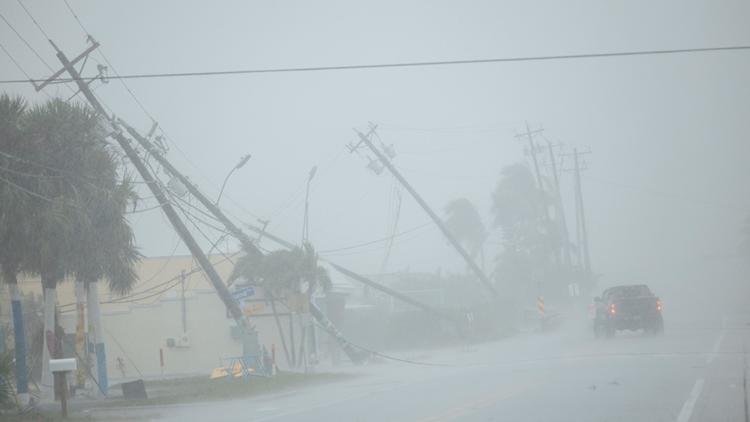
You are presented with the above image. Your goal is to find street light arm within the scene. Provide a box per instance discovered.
[216,154,251,206]
[216,167,237,206]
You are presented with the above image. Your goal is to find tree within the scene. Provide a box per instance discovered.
[0,94,32,401]
[72,177,139,396]
[230,242,331,366]
[491,164,561,313]
[444,198,487,261]
[231,242,330,296]
[15,99,137,398]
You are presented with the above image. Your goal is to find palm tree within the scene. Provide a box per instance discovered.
[74,179,139,395]
[230,242,331,367]
[18,99,137,398]
[0,94,32,402]
[444,198,488,268]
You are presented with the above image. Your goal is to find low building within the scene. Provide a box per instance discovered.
[0,253,322,384]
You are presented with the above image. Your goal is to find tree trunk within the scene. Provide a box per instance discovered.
[87,282,107,397]
[7,279,29,402]
[40,284,56,401]
[267,292,291,368]
[74,281,86,388]
[86,283,97,393]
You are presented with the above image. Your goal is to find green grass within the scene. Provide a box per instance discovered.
[1,371,355,420]
[100,371,355,408]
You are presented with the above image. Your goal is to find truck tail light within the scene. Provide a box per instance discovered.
[656,300,662,312]
[609,303,616,316]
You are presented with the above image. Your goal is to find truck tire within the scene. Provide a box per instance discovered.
[654,316,664,335]
[605,324,616,338]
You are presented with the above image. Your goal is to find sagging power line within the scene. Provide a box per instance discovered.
[1,44,749,85]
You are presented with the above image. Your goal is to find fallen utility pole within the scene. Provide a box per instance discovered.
[120,124,261,256]
[352,127,498,298]
[45,42,246,327]
[119,118,461,357]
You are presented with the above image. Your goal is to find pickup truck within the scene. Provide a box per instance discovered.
[593,284,663,338]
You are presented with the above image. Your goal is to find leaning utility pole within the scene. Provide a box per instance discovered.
[120,121,460,354]
[120,124,261,255]
[351,126,498,298]
[42,41,246,327]
[564,147,592,275]
[546,141,572,267]
[123,119,461,325]
[516,122,546,194]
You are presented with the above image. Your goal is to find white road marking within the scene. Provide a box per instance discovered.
[676,379,705,422]
[707,316,727,364]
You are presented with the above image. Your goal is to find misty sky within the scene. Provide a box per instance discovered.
[1,0,749,291]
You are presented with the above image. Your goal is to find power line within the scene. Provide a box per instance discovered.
[0,40,31,80]
[0,149,138,196]
[1,44,749,85]
[59,251,239,310]
[62,0,158,123]
[61,0,87,36]
[0,10,53,71]
[319,222,431,254]
[0,172,83,209]
[15,0,51,41]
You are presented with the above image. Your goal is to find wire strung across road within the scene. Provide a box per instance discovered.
[1,44,749,85]
[319,222,432,254]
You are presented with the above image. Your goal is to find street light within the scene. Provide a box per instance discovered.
[216,154,251,206]
[301,165,318,243]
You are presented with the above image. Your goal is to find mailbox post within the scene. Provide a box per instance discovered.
[49,358,76,418]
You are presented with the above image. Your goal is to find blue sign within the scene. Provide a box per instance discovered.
[232,287,255,300]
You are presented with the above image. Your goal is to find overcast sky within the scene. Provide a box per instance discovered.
[1,0,749,290]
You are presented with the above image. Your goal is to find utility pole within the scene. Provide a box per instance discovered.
[124,122,459,323]
[42,40,462,361]
[561,148,592,275]
[350,126,498,298]
[121,123,460,351]
[43,41,247,327]
[572,148,592,275]
[180,270,187,333]
[546,140,572,267]
[120,124,261,256]
[515,123,557,271]
[516,122,546,194]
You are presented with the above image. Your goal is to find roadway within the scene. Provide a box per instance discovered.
[92,304,750,421]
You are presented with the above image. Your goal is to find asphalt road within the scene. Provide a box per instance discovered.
[92,306,750,422]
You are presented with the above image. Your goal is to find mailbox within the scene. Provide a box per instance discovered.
[49,358,77,373]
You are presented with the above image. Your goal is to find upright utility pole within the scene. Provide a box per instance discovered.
[351,127,498,298]
[546,141,572,267]
[45,42,246,326]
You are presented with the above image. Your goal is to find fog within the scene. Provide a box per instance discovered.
[1,1,749,420]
